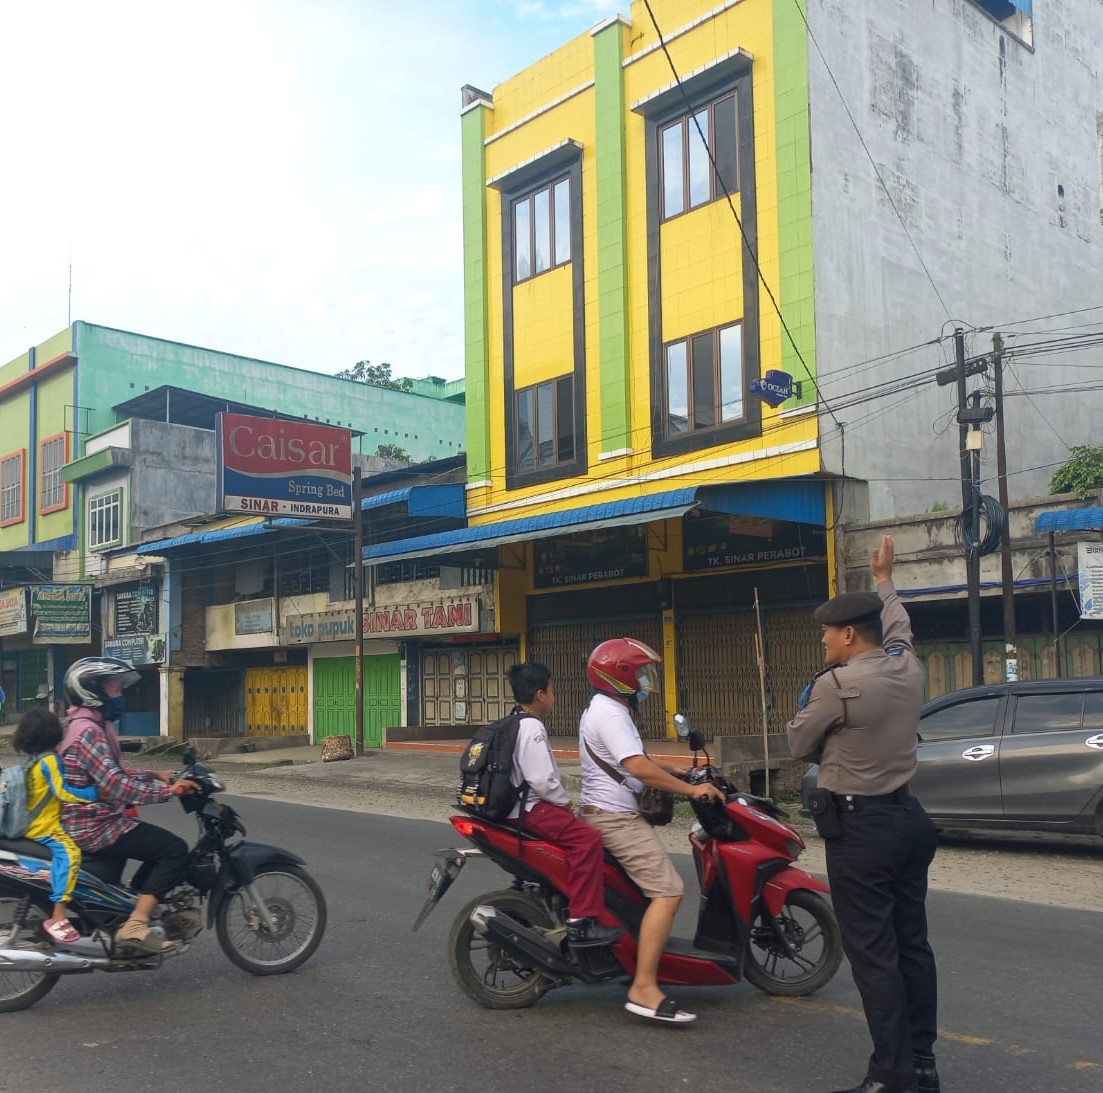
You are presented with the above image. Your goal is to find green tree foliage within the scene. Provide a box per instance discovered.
[375,443,412,462]
[337,360,413,391]
[1050,445,1103,500]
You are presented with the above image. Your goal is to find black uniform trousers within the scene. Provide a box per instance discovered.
[824,794,938,1088]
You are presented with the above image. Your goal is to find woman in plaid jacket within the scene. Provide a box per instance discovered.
[59,657,197,955]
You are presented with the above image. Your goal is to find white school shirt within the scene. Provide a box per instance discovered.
[578,694,645,814]
[508,714,570,820]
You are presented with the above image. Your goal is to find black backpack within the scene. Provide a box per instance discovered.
[456,707,528,821]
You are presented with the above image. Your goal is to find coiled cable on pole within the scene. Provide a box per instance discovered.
[955,494,1005,557]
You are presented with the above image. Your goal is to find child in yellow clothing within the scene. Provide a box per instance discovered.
[14,709,99,944]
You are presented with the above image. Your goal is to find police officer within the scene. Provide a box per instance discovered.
[787,536,939,1093]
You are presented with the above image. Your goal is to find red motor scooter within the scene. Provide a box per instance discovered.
[413,715,842,1010]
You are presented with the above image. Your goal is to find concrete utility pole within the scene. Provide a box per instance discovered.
[937,331,991,687]
[991,333,1019,681]
[353,468,365,757]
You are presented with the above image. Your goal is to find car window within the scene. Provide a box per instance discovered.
[918,696,1001,743]
[1009,693,1084,735]
[1081,692,1103,732]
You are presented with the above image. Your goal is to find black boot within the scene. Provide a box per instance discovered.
[566,918,623,948]
[914,1054,939,1093]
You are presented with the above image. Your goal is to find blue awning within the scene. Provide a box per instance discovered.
[361,483,465,518]
[136,518,314,554]
[1035,507,1103,534]
[137,483,466,554]
[362,489,701,566]
[361,479,827,567]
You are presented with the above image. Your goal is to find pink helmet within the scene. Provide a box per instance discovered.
[587,638,661,697]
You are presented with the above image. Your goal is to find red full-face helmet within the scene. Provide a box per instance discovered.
[586,638,661,697]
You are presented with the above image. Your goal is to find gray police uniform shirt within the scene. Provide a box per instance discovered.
[786,580,925,796]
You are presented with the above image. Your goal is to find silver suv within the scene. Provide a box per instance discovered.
[802,679,1103,837]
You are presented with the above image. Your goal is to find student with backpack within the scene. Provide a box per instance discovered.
[11,709,100,944]
[503,661,621,948]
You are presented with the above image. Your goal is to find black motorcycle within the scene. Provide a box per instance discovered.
[0,747,326,1012]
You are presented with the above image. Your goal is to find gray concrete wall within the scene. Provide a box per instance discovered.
[130,420,217,535]
[840,489,1096,597]
[808,0,1103,520]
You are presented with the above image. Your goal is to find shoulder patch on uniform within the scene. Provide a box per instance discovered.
[886,645,905,657]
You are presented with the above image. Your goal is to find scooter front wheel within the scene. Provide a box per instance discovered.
[448,889,556,1010]
[743,889,842,996]
[215,864,327,975]
[0,968,59,1013]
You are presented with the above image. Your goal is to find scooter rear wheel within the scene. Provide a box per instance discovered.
[448,889,556,1010]
[743,889,842,997]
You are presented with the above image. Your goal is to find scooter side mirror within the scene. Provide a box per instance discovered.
[674,713,706,754]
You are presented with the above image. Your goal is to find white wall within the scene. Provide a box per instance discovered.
[809,0,1103,519]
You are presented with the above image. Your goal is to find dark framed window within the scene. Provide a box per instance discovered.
[516,376,575,472]
[918,696,1001,743]
[513,176,571,283]
[1010,693,1085,735]
[660,92,738,221]
[375,559,440,585]
[663,322,744,438]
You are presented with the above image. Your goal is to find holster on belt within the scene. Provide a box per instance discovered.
[806,786,842,840]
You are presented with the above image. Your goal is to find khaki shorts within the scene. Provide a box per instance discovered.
[580,806,684,899]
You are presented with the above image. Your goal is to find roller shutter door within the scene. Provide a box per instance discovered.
[528,616,666,739]
[676,607,820,738]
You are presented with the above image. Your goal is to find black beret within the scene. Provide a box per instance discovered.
[813,592,883,626]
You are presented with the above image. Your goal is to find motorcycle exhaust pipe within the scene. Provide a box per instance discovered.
[0,947,110,973]
[470,906,576,977]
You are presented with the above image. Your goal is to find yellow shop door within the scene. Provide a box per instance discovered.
[244,666,308,736]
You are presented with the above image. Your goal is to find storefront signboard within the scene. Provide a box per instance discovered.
[217,412,353,519]
[364,597,480,637]
[0,588,28,637]
[235,599,275,636]
[682,512,827,572]
[283,608,357,644]
[30,585,92,643]
[104,633,168,665]
[533,525,649,588]
[1077,542,1103,620]
[115,586,158,637]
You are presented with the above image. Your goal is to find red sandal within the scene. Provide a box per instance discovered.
[43,918,81,944]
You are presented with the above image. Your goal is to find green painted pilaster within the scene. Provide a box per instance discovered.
[773,0,815,407]
[461,95,492,481]
[592,20,631,453]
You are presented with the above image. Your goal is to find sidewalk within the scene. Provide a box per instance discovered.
[208,736,704,798]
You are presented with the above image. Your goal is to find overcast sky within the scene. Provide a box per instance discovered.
[0,0,613,382]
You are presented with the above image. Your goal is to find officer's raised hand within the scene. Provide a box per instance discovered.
[870,534,894,582]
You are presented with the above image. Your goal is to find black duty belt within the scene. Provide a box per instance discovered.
[831,785,911,812]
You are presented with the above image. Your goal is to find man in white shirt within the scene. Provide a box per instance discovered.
[579,638,722,1025]
[507,661,621,948]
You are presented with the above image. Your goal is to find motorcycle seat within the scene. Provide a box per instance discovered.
[0,837,125,884]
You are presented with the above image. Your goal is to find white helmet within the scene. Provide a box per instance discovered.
[63,657,140,708]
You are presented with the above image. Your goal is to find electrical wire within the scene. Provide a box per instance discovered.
[639,0,844,431]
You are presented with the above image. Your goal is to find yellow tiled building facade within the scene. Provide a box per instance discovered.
[457,0,829,738]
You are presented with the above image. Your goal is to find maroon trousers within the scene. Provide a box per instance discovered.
[510,800,607,921]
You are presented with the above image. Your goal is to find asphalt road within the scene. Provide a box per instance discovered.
[6,797,1101,1093]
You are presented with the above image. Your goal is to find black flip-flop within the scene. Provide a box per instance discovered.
[624,997,696,1024]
